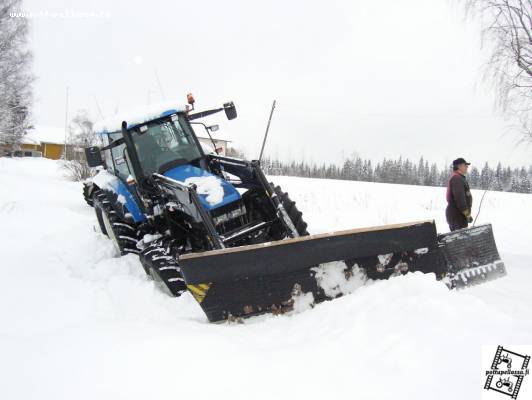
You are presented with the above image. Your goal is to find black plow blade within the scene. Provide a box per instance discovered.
[179,221,506,322]
[179,221,441,322]
[439,224,507,289]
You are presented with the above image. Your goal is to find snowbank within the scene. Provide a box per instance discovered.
[0,157,531,400]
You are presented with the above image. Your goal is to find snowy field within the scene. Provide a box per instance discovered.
[1,157,531,400]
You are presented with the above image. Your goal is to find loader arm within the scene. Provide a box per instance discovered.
[208,154,300,238]
[152,173,224,250]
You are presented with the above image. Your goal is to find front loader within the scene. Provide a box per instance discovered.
[83,96,506,322]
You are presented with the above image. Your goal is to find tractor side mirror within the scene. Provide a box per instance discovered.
[223,102,237,120]
[85,146,103,167]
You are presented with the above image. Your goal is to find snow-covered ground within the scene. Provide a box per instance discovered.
[1,157,531,400]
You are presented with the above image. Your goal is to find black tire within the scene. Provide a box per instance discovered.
[140,239,186,297]
[271,183,309,236]
[99,191,139,255]
[83,182,94,207]
[92,191,108,236]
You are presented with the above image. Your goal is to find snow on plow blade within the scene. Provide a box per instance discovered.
[179,221,505,322]
[438,224,506,289]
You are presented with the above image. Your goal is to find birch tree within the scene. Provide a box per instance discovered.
[464,0,532,140]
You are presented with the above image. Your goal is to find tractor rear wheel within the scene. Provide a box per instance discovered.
[83,182,94,206]
[97,192,139,256]
[92,191,108,236]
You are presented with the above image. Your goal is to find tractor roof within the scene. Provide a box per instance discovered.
[94,100,188,135]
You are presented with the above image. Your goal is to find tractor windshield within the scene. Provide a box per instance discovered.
[130,113,202,175]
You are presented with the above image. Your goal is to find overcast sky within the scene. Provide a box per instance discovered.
[24,0,531,168]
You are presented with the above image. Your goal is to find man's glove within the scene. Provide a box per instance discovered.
[463,209,473,224]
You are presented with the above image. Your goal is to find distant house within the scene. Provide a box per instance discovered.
[1,126,232,158]
[10,134,42,157]
[197,136,231,156]
[26,126,70,159]
[0,126,71,159]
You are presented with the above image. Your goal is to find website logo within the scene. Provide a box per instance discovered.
[484,346,530,399]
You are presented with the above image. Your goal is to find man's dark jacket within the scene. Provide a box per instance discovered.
[446,172,473,230]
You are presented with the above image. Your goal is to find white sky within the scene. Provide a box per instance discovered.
[24,0,531,168]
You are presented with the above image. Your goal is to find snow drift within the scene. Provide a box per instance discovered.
[0,157,531,400]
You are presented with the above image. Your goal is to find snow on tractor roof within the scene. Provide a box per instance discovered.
[94,100,188,134]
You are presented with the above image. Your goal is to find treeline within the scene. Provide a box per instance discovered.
[262,156,532,194]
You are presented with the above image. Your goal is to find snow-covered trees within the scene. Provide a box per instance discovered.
[480,162,494,189]
[0,0,33,151]
[263,155,532,194]
[518,167,531,193]
[62,110,99,181]
[66,109,99,158]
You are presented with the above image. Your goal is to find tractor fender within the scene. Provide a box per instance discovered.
[92,170,146,223]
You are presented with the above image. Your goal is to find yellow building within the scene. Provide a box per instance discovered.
[1,126,69,160]
[38,142,66,159]
[3,127,230,159]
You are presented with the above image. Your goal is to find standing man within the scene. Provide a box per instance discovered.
[446,158,473,231]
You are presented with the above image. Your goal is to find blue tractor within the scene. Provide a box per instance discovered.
[83,96,506,322]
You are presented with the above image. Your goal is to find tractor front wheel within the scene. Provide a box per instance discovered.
[271,183,309,236]
[140,239,187,297]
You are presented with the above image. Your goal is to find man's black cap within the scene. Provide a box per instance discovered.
[452,157,471,167]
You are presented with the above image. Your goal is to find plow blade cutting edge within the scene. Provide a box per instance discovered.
[438,224,507,289]
[179,221,506,322]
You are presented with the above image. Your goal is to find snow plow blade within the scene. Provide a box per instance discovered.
[438,224,506,289]
[180,220,441,322]
[179,221,505,322]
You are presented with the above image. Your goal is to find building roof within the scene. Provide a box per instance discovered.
[20,134,40,145]
[0,129,56,146]
[0,132,39,145]
[26,126,67,145]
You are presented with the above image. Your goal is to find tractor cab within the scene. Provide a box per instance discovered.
[86,99,237,190]
[128,113,205,176]
[85,98,280,248]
